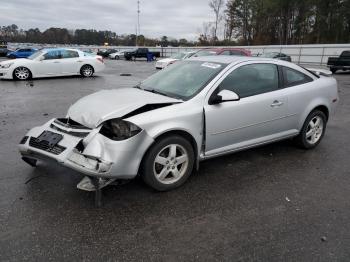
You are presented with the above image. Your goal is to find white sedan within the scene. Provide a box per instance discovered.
[155,51,195,69]
[0,48,105,80]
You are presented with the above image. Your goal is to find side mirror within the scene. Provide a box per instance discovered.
[38,56,45,61]
[209,90,240,105]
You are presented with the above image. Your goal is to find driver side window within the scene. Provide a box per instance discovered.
[217,63,279,98]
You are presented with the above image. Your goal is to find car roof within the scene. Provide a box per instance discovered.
[188,55,315,77]
[42,48,80,52]
[189,55,276,64]
[199,47,248,52]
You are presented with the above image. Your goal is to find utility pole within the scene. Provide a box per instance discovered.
[136,0,140,47]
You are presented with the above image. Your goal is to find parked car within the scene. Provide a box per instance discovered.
[327,51,350,74]
[0,48,105,80]
[6,48,38,59]
[97,49,118,58]
[124,48,161,60]
[108,50,130,60]
[18,56,338,193]
[193,48,252,57]
[0,45,10,57]
[259,52,292,62]
[155,51,195,69]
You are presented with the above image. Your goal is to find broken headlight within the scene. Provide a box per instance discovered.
[100,119,142,141]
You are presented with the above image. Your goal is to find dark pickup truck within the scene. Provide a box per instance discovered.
[327,51,350,74]
[124,48,161,60]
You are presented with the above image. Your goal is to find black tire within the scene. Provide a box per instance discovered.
[115,55,120,60]
[13,67,32,81]
[330,68,337,74]
[8,55,16,59]
[295,110,327,149]
[141,135,195,191]
[80,65,94,77]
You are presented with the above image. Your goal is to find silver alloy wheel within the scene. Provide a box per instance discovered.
[82,66,93,77]
[305,116,324,145]
[14,67,30,80]
[153,144,189,185]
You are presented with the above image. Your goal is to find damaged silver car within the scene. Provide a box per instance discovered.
[19,56,338,192]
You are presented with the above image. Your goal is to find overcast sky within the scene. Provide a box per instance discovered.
[2,0,216,40]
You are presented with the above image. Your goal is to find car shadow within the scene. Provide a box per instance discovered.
[1,75,101,83]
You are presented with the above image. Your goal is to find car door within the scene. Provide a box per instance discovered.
[39,50,63,76]
[60,50,81,74]
[17,49,27,58]
[204,62,294,157]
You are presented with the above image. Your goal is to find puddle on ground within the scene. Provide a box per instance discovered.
[25,81,34,88]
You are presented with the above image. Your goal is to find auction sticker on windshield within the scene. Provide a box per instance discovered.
[201,62,222,69]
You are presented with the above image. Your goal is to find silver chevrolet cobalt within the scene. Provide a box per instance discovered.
[19,56,338,192]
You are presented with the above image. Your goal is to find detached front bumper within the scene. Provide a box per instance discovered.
[18,119,154,179]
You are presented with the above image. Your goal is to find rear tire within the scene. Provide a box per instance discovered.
[330,68,337,74]
[80,65,94,77]
[295,110,327,149]
[141,135,195,191]
[115,55,120,60]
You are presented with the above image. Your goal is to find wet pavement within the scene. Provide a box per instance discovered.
[1,59,350,261]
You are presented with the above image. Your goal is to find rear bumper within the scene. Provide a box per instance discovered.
[18,119,154,179]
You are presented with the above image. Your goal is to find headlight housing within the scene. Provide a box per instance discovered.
[100,119,142,141]
[1,62,14,69]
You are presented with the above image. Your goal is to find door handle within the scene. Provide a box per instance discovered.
[271,100,284,107]
[53,61,60,63]
[77,60,83,63]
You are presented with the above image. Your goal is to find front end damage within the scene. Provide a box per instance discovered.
[18,117,154,192]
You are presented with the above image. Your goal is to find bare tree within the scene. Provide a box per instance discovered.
[209,0,225,41]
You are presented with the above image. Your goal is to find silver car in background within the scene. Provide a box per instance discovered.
[155,51,195,69]
[19,56,338,192]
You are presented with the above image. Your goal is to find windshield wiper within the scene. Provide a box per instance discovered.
[143,88,170,97]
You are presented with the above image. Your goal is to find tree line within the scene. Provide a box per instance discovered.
[202,0,350,45]
[0,24,192,47]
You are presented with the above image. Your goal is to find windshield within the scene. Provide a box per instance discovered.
[193,50,217,57]
[139,60,226,100]
[171,52,187,60]
[28,50,43,60]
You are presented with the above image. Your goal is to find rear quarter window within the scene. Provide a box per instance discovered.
[282,66,313,87]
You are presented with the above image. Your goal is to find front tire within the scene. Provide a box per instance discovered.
[80,65,94,77]
[13,67,31,80]
[115,55,120,60]
[295,110,327,149]
[330,68,337,74]
[141,135,195,191]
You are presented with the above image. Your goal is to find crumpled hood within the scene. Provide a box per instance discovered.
[67,88,181,128]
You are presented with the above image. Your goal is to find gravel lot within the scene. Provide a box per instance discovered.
[1,58,350,261]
